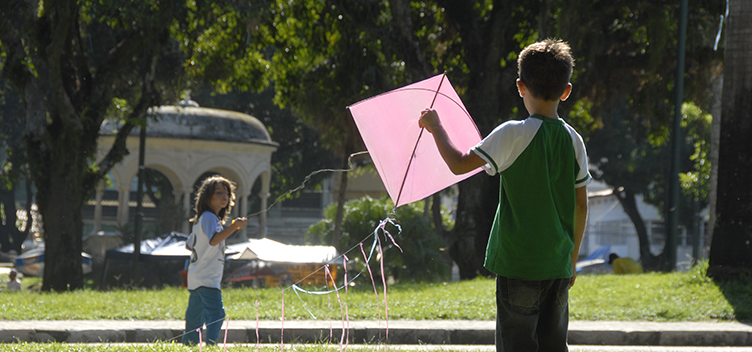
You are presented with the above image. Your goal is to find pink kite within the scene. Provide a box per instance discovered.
[348,73,482,207]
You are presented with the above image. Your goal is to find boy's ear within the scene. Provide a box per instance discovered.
[560,83,572,101]
[516,79,526,97]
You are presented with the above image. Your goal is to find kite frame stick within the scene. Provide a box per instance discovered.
[393,71,447,209]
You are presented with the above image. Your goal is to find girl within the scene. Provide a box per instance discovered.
[183,175,247,345]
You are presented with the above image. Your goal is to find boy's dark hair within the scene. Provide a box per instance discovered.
[191,175,236,223]
[517,39,575,101]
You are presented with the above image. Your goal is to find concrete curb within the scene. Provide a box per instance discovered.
[0,320,750,346]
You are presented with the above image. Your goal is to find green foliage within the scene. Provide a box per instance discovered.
[307,196,451,283]
[641,102,713,229]
[678,102,712,201]
[563,1,721,193]
[266,0,398,153]
[172,1,270,93]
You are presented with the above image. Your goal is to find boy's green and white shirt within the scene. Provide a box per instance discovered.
[472,114,590,280]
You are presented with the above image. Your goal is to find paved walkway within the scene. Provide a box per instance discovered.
[0,320,750,346]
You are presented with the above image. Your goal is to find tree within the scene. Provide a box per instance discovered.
[265,0,392,248]
[0,0,184,290]
[263,0,724,276]
[709,0,752,278]
[558,1,722,271]
[262,0,548,279]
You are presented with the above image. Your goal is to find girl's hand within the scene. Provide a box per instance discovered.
[231,217,248,231]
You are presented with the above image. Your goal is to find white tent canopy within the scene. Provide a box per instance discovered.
[227,238,342,265]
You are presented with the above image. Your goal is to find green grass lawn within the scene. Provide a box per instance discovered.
[0,342,690,352]
[1,263,749,322]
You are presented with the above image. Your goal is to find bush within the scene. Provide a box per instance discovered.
[307,196,451,283]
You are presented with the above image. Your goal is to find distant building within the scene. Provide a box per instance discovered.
[90,98,278,241]
[583,180,709,268]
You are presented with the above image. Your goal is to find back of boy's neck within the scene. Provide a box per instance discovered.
[527,107,560,120]
[524,96,561,119]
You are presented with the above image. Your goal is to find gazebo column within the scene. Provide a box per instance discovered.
[93,182,105,232]
[259,191,269,238]
[182,187,193,234]
[117,186,130,227]
[238,192,249,241]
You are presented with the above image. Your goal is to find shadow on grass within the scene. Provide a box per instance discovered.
[709,268,752,323]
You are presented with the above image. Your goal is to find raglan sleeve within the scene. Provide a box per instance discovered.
[200,212,220,241]
[572,130,591,188]
[471,121,520,175]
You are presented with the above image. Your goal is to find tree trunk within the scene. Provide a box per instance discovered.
[26,105,92,291]
[434,0,516,279]
[613,187,667,271]
[38,164,86,291]
[709,0,752,278]
[706,71,722,247]
[449,174,496,279]
[330,160,349,248]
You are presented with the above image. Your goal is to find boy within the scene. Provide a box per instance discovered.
[419,39,590,351]
[7,269,21,291]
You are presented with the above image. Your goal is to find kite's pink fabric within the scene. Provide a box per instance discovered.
[349,73,482,207]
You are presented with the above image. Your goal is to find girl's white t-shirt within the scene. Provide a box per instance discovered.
[186,211,226,290]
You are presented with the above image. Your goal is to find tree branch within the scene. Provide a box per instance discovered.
[45,0,83,131]
[93,31,155,90]
[93,45,162,185]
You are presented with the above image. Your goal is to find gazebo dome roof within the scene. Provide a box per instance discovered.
[101,99,276,146]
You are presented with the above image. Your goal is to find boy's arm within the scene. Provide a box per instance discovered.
[419,109,486,175]
[570,185,589,288]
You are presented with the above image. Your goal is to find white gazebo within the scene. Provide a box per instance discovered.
[93,99,279,240]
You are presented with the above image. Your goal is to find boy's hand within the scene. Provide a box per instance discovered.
[419,109,440,133]
[570,262,577,288]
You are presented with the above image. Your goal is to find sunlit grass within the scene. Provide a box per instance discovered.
[570,264,738,321]
[0,262,747,322]
[0,343,727,352]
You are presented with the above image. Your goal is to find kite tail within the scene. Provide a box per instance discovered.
[325,264,346,351]
[255,300,260,352]
[343,255,351,351]
[376,233,389,341]
[378,218,403,253]
[281,291,285,352]
[223,317,229,352]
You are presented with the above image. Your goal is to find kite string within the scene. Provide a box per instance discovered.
[160,152,390,345]
[161,218,400,345]
[392,71,447,214]
[237,75,450,343]
[286,217,401,298]
[245,150,369,218]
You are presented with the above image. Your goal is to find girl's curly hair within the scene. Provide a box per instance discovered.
[190,175,236,223]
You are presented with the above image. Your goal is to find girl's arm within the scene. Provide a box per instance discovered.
[209,217,248,246]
